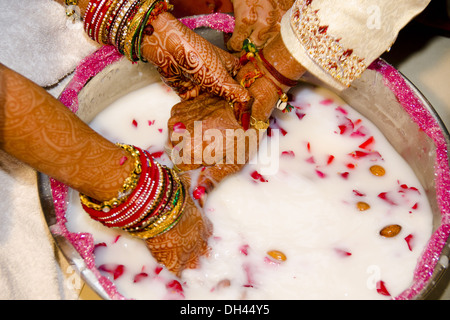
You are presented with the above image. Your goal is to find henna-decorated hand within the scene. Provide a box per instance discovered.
[141,12,251,114]
[167,77,279,205]
[144,172,213,277]
[167,94,251,199]
[166,35,306,205]
[227,0,294,52]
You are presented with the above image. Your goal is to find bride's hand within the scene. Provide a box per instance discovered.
[141,12,251,111]
[227,0,294,52]
[145,172,212,277]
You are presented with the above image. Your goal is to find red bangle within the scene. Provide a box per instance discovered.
[83,0,101,34]
[92,0,114,43]
[84,0,108,39]
[101,149,160,228]
[81,146,153,220]
[124,163,173,231]
[259,49,298,88]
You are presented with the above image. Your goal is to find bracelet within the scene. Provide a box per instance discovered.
[123,0,158,61]
[240,39,295,113]
[135,0,173,62]
[83,0,172,62]
[80,144,187,239]
[258,49,299,88]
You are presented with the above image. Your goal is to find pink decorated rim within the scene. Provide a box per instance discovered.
[50,14,450,300]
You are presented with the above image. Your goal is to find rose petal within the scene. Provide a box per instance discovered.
[173,122,186,133]
[133,272,149,283]
[240,244,250,256]
[376,280,391,296]
[166,280,184,296]
[359,136,375,150]
[405,234,414,251]
[250,170,268,182]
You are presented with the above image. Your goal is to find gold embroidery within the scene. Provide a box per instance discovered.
[290,0,366,87]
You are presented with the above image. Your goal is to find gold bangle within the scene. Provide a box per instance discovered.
[250,116,270,131]
[98,0,121,45]
[79,143,143,212]
[128,170,186,239]
[123,0,157,60]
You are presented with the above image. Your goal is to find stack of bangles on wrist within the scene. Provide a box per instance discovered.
[79,144,187,239]
[238,39,299,128]
[82,0,173,61]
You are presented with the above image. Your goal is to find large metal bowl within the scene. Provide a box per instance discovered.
[38,23,450,300]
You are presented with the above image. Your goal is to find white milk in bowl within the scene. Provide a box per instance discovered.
[65,82,433,300]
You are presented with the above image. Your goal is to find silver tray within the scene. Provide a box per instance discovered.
[38,24,450,300]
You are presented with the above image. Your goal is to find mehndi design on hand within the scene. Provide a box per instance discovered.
[141,12,251,105]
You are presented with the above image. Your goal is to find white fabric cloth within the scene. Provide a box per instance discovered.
[281,0,431,91]
[0,0,98,87]
[0,0,97,299]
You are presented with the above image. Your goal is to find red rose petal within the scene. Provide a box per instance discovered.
[340,172,350,179]
[346,163,356,169]
[113,235,121,244]
[281,150,295,158]
[166,280,184,296]
[376,280,391,296]
[94,242,107,249]
[240,244,250,256]
[378,192,397,206]
[98,264,125,280]
[306,142,311,153]
[154,265,163,275]
[119,156,127,166]
[320,98,334,105]
[405,234,414,251]
[295,111,306,120]
[173,122,186,133]
[113,265,125,280]
[243,264,254,288]
[133,272,149,283]
[193,186,206,200]
[359,136,375,150]
[338,125,348,135]
[327,155,335,165]
[315,170,326,179]
[132,119,138,127]
[335,106,348,115]
[150,151,165,159]
[334,248,352,257]
[306,156,315,164]
[353,189,366,197]
[250,170,268,182]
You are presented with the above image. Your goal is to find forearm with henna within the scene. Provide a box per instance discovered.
[0,64,133,202]
[141,12,250,108]
[0,64,212,277]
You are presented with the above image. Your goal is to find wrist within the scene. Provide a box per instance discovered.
[80,145,187,239]
[258,34,306,91]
